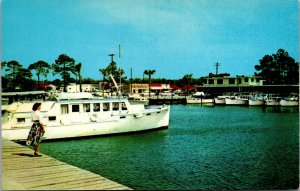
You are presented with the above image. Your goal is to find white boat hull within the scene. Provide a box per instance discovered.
[265,99,280,106]
[214,98,225,105]
[279,99,299,107]
[186,98,214,104]
[225,98,248,105]
[249,99,265,106]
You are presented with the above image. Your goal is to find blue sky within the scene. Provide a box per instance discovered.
[2,0,299,81]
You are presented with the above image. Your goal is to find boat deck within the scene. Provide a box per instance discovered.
[2,138,132,190]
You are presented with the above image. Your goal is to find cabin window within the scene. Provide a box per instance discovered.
[93,103,100,112]
[209,79,214,84]
[49,116,56,121]
[113,102,119,111]
[103,103,110,111]
[72,105,80,112]
[61,104,69,114]
[244,78,248,82]
[121,102,127,110]
[83,103,90,112]
[17,118,25,123]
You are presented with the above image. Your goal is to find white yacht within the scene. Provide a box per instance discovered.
[248,93,267,106]
[214,92,234,105]
[225,93,249,105]
[2,93,170,141]
[127,94,149,105]
[265,94,281,106]
[186,92,214,105]
[279,93,299,107]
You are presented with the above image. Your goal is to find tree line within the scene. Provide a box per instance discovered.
[1,49,299,92]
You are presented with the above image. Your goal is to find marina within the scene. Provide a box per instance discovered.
[37,104,299,190]
[2,138,131,190]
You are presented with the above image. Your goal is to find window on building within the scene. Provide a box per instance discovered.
[238,79,241,84]
[83,103,90,112]
[209,79,214,84]
[229,79,235,84]
[61,104,69,114]
[217,79,223,84]
[103,103,110,111]
[244,78,248,82]
[72,105,80,112]
[93,103,100,112]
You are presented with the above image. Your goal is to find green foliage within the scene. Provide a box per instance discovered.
[1,60,34,91]
[99,59,126,82]
[52,54,76,92]
[255,49,299,84]
[28,60,51,84]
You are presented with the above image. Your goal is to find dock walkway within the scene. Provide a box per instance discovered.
[2,138,132,190]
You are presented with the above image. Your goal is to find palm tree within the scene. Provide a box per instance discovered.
[144,70,156,97]
[28,60,51,84]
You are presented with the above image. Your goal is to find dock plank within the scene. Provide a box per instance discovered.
[2,138,132,190]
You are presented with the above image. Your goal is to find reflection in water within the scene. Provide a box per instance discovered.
[263,106,299,113]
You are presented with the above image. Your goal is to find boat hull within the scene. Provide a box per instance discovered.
[186,98,214,104]
[249,100,265,106]
[279,100,299,107]
[265,99,280,106]
[214,98,225,105]
[225,98,248,105]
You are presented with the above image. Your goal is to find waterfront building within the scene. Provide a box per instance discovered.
[201,75,266,87]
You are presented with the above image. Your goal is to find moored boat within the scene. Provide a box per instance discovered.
[127,94,149,105]
[2,93,170,141]
[248,94,266,106]
[279,93,299,107]
[186,92,214,105]
[225,93,249,105]
[214,97,226,105]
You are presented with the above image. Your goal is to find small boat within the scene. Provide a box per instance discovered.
[186,92,214,105]
[265,94,281,106]
[214,97,226,105]
[248,93,267,106]
[2,92,170,141]
[128,94,149,105]
[225,93,249,105]
[279,93,299,107]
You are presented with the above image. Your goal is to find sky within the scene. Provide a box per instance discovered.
[1,0,299,81]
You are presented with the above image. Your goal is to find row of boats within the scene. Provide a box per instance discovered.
[186,92,299,106]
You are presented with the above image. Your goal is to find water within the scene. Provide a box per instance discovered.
[39,105,299,190]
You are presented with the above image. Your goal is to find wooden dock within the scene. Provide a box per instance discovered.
[2,138,132,190]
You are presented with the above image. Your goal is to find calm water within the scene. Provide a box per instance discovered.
[40,105,299,190]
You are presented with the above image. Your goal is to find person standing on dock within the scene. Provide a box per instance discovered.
[26,103,46,157]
